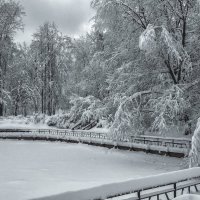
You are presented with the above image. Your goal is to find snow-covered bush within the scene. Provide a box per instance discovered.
[139,24,157,54]
[45,96,105,129]
[150,85,189,134]
[47,115,58,126]
[96,118,109,128]
[67,95,104,127]
[81,100,104,124]
[110,93,144,141]
[46,114,70,128]
[55,114,71,129]
[31,113,46,124]
[190,118,200,167]
[110,84,190,140]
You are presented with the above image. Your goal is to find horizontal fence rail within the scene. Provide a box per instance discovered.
[32,167,200,200]
[105,168,200,200]
[132,135,191,149]
[0,128,192,157]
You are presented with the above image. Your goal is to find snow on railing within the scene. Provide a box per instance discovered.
[0,129,191,157]
[32,167,200,200]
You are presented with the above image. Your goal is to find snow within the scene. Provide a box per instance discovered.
[0,140,184,200]
[173,194,200,200]
[90,127,110,133]
[32,167,200,200]
[190,117,200,167]
[139,24,156,53]
[0,117,54,129]
[0,129,190,156]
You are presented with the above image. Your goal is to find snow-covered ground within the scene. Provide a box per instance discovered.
[174,194,200,200]
[90,127,110,133]
[0,117,53,129]
[0,140,184,200]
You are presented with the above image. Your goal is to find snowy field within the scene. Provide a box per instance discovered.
[0,140,185,200]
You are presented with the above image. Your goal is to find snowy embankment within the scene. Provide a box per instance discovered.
[33,167,200,200]
[0,117,53,129]
[0,140,183,200]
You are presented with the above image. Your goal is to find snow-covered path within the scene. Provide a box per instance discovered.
[0,140,184,200]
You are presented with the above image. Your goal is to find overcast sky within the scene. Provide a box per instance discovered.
[15,0,94,43]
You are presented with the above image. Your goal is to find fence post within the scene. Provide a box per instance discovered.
[174,183,177,198]
[138,190,141,200]
[172,139,174,147]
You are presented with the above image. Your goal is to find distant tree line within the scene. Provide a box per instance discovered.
[2,0,200,137]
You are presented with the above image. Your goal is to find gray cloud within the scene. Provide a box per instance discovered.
[15,0,94,43]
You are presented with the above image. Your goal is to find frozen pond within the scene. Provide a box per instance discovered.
[0,140,184,200]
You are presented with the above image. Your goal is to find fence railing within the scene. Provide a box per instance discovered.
[0,129,192,157]
[106,168,200,200]
[132,135,191,149]
[33,167,200,200]
[0,129,191,148]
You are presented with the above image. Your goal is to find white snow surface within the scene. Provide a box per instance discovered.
[173,194,200,200]
[190,117,200,167]
[0,117,53,129]
[0,140,184,200]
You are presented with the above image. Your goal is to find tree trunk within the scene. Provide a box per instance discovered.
[0,102,3,116]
